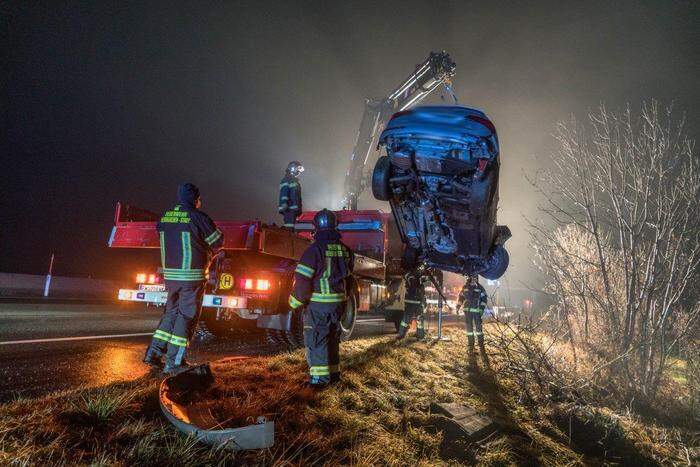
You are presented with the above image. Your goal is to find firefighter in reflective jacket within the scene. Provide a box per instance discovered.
[288,209,354,386]
[397,270,426,340]
[278,161,304,230]
[459,275,487,351]
[143,183,224,375]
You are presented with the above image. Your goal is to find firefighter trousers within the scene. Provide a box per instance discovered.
[146,282,204,367]
[398,303,425,338]
[303,301,344,385]
[465,308,484,348]
[281,211,298,230]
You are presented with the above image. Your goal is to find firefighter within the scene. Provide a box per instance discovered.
[396,269,426,340]
[288,209,354,387]
[143,183,224,375]
[459,275,487,351]
[278,161,304,230]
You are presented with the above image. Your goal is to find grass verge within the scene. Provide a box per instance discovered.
[1,326,697,465]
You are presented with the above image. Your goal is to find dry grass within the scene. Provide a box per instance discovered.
[1,326,697,465]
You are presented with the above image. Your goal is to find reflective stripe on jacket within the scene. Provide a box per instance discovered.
[157,204,224,283]
[459,283,487,312]
[288,230,354,308]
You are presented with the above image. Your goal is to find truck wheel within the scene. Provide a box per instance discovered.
[286,309,305,347]
[481,245,509,280]
[340,295,357,341]
[372,156,392,201]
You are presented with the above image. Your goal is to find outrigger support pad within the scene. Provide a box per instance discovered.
[159,364,275,451]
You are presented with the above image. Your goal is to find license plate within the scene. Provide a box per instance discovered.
[138,284,166,292]
[202,294,247,309]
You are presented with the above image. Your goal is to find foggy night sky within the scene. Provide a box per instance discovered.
[2,1,699,284]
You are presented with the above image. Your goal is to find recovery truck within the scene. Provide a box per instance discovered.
[110,203,403,343]
[110,51,458,342]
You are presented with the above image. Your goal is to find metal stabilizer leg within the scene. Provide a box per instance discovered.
[428,270,451,342]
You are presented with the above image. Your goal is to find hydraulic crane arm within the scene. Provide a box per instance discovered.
[342,51,456,210]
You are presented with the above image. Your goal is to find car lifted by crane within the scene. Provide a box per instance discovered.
[372,106,511,279]
[340,50,510,279]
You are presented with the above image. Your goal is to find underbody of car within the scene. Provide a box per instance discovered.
[372,105,510,279]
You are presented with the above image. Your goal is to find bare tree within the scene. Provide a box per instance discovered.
[530,101,700,400]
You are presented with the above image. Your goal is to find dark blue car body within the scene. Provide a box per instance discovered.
[372,106,510,278]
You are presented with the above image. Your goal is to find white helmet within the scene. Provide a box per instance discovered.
[286,161,304,177]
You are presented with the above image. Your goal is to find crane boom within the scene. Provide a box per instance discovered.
[342,51,456,210]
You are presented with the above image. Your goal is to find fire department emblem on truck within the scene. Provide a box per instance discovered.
[219,273,234,290]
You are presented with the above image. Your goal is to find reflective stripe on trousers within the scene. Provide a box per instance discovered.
[465,307,484,345]
[304,301,344,385]
[146,281,204,366]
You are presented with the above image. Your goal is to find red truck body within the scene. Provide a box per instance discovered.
[109,203,404,341]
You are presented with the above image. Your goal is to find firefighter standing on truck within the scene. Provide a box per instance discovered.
[288,209,354,387]
[278,161,304,230]
[459,275,487,351]
[143,183,224,375]
[396,269,426,340]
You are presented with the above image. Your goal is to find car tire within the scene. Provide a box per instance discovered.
[372,156,392,201]
[482,245,509,280]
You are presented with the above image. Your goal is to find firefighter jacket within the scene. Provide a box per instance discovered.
[459,283,487,313]
[278,174,302,214]
[288,229,354,308]
[157,204,224,283]
[404,273,425,306]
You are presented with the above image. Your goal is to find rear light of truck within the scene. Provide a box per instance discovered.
[135,272,160,284]
[240,278,272,292]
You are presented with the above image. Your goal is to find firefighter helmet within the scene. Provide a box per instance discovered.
[286,161,304,177]
[313,209,337,231]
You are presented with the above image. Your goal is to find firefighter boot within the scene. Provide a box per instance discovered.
[396,320,409,340]
[163,362,193,376]
[415,315,426,340]
[143,346,164,367]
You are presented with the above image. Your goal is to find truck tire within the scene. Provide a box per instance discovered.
[267,297,357,348]
[481,245,509,280]
[372,156,392,201]
[340,295,357,341]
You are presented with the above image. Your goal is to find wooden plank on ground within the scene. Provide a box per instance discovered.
[431,402,498,441]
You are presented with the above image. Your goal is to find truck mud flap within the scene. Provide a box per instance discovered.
[256,311,293,331]
[159,364,275,450]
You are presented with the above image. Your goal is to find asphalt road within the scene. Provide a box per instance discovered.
[0,302,414,401]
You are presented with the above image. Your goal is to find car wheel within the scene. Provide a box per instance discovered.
[481,245,509,280]
[372,156,392,201]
